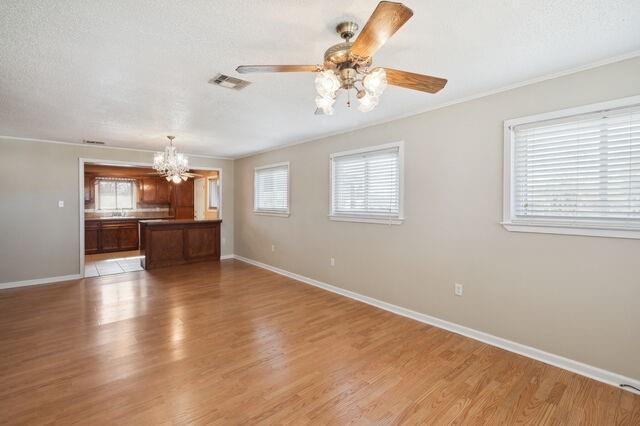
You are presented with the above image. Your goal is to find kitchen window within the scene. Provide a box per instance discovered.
[330,141,404,224]
[254,162,290,216]
[95,178,136,210]
[503,96,640,238]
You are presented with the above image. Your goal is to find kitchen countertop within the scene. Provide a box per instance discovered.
[139,219,222,226]
[86,216,175,221]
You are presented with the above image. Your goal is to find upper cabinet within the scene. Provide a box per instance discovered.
[172,178,195,219]
[140,177,170,204]
[84,175,95,203]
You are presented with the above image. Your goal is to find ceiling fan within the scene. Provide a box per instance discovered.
[236,1,447,115]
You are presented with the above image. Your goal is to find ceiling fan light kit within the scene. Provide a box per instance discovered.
[236,1,447,116]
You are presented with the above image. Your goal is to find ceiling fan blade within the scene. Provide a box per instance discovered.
[383,68,447,93]
[350,1,413,60]
[236,65,320,74]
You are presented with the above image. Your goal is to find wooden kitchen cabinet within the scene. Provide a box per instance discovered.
[141,177,171,204]
[85,219,140,254]
[84,175,95,203]
[172,179,194,219]
[141,177,158,203]
[118,222,139,251]
[156,179,170,203]
[84,220,99,254]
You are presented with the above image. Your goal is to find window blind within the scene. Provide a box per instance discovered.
[208,178,219,209]
[331,146,400,217]
[512,104,640,226]
[96,178,135,210]
[254,164,289,213]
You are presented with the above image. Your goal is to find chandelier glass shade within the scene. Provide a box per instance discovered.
[153,136,189,183]
[314,67,387,114]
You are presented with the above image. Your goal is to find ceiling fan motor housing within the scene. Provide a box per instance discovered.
[336,21,358,40]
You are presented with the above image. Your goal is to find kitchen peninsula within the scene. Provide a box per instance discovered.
[139,219,222,270]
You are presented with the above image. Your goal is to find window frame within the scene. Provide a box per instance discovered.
[503,95,640,239]
[95,178,136,211]
[253,161,290,217]
[329,141,405,225]
[207,176,220,211]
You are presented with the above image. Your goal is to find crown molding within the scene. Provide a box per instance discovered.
[233,49,640,160]
[0,135,233,161]
[2,50,638,161]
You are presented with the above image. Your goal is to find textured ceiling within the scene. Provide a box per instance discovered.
[1,0,639,158]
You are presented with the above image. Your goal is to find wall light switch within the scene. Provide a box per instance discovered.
[330,257,335,266]
[222,237,226,245]
[271,245,275,252]
[454,283,463,296]
[58,200,64,208]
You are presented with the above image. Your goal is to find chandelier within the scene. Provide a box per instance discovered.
[314,66,387,115]
[153,136,189,183]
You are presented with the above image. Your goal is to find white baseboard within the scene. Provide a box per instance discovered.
[232,254,640,395]
[220,254,235,260]
[0,274,82,290]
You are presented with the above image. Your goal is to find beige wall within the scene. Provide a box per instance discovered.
[234,57,640,380]
[0,138,234,282]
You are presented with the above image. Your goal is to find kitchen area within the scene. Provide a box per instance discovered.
[83,163,221,277]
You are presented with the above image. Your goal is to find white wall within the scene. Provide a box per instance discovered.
[0,138,234,283]
[233,57,640,380]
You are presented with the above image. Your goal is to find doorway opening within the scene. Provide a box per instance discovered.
[79,159,222,278]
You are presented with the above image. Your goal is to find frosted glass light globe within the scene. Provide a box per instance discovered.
[315,95,335,115]
[315,70,341,98]
[363,68,387,97]
[357,92,379,112]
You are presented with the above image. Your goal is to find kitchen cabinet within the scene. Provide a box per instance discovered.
[172,179,194,219]
[85,219,140,254]
[84,175,95,203]
[141,177,171,204]
[85,220,99,254]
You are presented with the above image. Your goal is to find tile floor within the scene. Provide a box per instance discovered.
[84,251,144,277]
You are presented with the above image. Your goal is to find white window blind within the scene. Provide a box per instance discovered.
[509,103,640,231]
[96,178,135,210]
[331,143,402,221]
[254,163,289,214]
[208,178,220,209]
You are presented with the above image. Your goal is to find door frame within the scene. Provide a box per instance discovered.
[78,158,223,277]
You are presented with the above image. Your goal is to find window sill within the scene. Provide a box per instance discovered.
[329,215,404,225]
[502,221,640,240]
[254,211,290,218]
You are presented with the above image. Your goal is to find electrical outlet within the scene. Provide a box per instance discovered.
[330,257,335,266]
[58,200,64,208]
[271,244,275,252]
[454,283,463,296]
[222,237,226,245]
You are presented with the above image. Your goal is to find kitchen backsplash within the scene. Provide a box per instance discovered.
[85,207,172,219]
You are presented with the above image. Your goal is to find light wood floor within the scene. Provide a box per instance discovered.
[0,260,638,424]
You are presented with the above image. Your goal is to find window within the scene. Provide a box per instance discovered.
[330,141,404,224]
[254,162,289,216]
[504,96,640,239]
[208,177,220,209]
[96,178,135,210]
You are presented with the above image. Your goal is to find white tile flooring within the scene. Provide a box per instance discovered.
[84,255,144,277]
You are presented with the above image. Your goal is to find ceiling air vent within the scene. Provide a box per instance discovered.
[83,139,106,145]
[208,74,251,90]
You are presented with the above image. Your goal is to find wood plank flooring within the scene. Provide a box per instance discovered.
[0,260,638,424]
